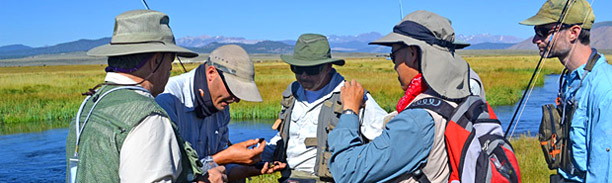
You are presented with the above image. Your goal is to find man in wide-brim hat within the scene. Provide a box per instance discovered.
[65,10,226,183]
[156,44,287,182]
[327,10,471,182]
[264,33,388,182]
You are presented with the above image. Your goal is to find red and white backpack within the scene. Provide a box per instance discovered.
[408,95,521,183]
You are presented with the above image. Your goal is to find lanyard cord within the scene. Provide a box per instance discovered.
[73,86,150,157]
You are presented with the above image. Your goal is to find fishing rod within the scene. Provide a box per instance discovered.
[141,0,150,10]
[504,0,574,138]
[398,0,404,20]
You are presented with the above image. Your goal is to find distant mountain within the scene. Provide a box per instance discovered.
[188,41,293,54]
[177,35,261,47]
[464,42,516,50]
[0,44,32,52]
[0,38,110,59]
[508,21,612,50]
[456,34,522,44]
[326,32,389,53]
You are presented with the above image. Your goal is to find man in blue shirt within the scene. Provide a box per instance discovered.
[327,11,473,182]
[521,0,612,182]
[156,45,286,182]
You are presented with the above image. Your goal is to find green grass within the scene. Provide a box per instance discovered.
[0,56,567,134]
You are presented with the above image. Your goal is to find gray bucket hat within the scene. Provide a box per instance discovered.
[281,33,345,66]
[88,10,198,58]
[370,10,470,99]
[207,45,262,102]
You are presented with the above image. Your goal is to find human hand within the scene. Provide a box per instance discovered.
[259,161,287,175]
[212,139,265,165]
[341,79,364,114]
[206,166,227,183]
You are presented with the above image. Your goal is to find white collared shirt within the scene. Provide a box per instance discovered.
[265,71,388,174]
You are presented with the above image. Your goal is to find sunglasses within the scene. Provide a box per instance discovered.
[534,24,572,38]
[389,45,409,61]
[290,65,326,75]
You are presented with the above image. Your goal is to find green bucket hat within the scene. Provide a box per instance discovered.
[520,0,595,29]
[370,10,470,99]
[281,33,345,66]
[88,10,198,58]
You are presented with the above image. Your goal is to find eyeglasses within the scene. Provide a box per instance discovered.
[389,45,409,61]
[534,24,572,38]
[290,65,326,75]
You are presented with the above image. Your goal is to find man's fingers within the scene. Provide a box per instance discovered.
[239,139,259,147]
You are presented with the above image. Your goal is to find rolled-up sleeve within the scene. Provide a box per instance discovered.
[327,109,435,182]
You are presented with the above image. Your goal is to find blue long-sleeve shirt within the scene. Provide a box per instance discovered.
[558,53,612,182]
[327,108,435,182]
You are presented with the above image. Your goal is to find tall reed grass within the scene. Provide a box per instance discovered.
[0,55,566,133]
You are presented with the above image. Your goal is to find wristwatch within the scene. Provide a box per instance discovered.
[342,109,357,116]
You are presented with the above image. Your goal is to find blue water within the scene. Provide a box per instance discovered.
[0,75,561,182]
[494,74,560,137]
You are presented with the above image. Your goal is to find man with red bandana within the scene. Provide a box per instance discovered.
[327,11,474,182]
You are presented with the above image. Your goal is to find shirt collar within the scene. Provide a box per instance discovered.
[296,68,345,103]
[104,72,140,85]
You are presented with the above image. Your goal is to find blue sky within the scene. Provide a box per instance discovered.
[2,0,610,47]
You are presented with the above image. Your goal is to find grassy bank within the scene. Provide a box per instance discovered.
[0,56,566,133]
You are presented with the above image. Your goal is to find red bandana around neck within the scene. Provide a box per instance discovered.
[396,73,427,112]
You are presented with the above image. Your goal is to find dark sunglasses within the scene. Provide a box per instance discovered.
[389,45,409,61]
[216,69,235,97]
[534,24,573,38]
[290,65,326,75]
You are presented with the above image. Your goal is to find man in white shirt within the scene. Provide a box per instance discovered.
[264,33,388,182]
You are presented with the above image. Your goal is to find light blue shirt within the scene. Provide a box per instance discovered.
[327,108,435,182]
[155,69,231,159]
[558,53,612,182]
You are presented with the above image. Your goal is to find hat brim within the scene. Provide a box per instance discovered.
[370,32,470,99]
[280,55,345,67]
[223,73,262,102]
[453,40,471,49]
[88,42,198,58]
[520,14,556,26]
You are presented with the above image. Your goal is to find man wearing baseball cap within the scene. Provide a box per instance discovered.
[521,0,612,182]
[327,11,472,182]
[65,10,224,182]
[156,44,286,182]
[264,33,388,182]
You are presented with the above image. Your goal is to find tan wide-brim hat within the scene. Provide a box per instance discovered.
[208,45,262,102]
[87,10,198,58]
[370,10,470,99]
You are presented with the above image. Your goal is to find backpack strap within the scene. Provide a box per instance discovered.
[406,97,455,120]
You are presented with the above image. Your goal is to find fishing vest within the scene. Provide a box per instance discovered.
[539,50,601,179]
[272,81,365,182]
[65,85,202,183]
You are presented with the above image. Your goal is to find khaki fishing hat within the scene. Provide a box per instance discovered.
[88,10,198,57]
[281,33,345,66]
[370,10,470,99]
[207,45,262,102]
[520,0,595,29]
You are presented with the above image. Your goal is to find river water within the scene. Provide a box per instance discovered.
[0,75,560,182]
